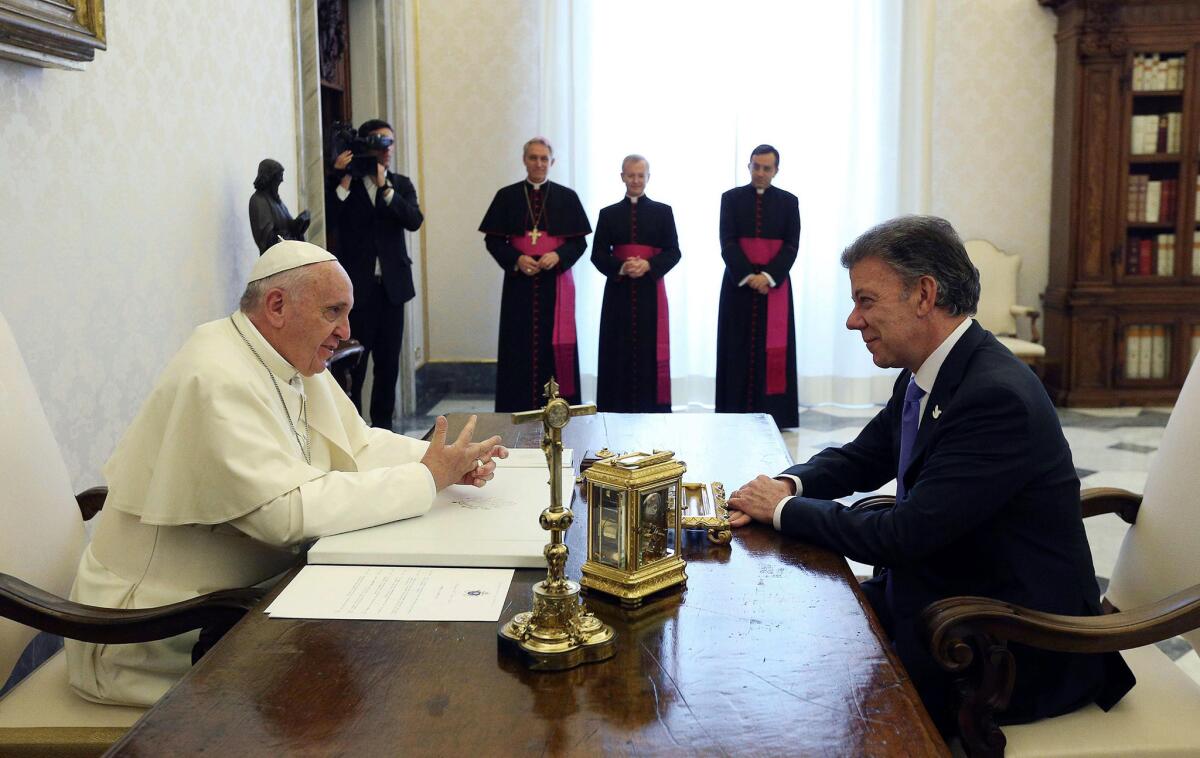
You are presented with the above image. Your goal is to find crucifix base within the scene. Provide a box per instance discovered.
[497,579,616,671]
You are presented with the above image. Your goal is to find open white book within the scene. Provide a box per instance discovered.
[308,450,573,568]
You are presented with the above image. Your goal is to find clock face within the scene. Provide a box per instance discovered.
[546,400,570,428]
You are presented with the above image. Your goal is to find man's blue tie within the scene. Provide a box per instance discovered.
[896,376,926,501]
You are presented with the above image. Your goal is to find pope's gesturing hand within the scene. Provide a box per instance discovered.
[420,414,509,490]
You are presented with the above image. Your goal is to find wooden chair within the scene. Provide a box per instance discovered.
[919,354,1200,756]
[328,337,365,393]
[0,311,263,758]
[964,240,1045,371]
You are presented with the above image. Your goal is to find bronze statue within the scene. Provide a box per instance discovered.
[248,159,310,254]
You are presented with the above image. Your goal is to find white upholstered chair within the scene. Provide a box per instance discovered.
[0,310,260,757]
[964,239,1045,367]
[925,353,1200,756]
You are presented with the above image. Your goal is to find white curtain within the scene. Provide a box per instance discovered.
[540,0,932,408]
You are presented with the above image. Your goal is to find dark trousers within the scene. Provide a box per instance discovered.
[348,277,405,430]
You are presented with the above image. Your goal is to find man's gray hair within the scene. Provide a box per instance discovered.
[840,215,980,317]
[523,136,554,157]
[238,266,310,313]
[622,154,649,173]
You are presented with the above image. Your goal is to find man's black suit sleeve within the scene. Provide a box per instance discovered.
[591,209,621,277]
[486,235,521,270]
[719,192,754,282]
[648,207,681,279]
[555,235,588,271]
[784,397,898,500]
[762,195,800,284]
[381,173,423,232]
[780,385,1045,567]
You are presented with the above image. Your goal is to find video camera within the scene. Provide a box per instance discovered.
[331,121,394,178]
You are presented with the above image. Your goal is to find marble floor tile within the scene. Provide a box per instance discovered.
[1176,650,1200,688]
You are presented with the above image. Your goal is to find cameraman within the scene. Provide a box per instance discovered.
[327,118,424,429]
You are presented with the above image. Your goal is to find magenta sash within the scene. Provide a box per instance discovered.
[613,244,671,405]
[739,237,788,396]
[510,231,577,397]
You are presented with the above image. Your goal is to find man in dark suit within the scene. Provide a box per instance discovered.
[727,215,1133,734]
[328,118,423,429]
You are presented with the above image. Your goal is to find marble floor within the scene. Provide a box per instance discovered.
[402,397,1200,686]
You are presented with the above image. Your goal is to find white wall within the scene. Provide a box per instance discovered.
[0,0,299,489]
[415,0,540,362]
[930,0,1058,315]
[413,1,1061,362]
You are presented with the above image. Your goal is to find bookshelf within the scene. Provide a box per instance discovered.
[1042,0,1200,406]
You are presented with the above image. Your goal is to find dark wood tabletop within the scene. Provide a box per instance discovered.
[107,412,947,757]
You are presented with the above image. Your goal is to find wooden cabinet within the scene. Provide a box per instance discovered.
[1042,0,1200,406]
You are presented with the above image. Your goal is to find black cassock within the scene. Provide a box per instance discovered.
[715,183,800,429]
[480,180,591,412]
[591,196,681,413]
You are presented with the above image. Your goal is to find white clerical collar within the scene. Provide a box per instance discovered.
[627,194,641,204]
[231,309,302,385]
[913,317,973,395]
[528,179,547,190]
[756,187,766,195]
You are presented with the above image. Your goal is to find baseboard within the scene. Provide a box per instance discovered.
[414,361,496,415]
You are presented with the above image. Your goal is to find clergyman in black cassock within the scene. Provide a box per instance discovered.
[479,138,592,412]
[715,144,800,429]
[591,155,680,412]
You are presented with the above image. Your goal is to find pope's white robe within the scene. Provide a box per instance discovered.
[66,310,436,707]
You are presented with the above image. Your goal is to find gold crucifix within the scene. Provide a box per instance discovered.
[499,377,614,669]
[510,377,594,590]
[527,226,542,246]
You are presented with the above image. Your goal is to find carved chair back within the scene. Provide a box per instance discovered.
[964,239,1021,337]
[1106,352,1200,654]
[0,310,88,681]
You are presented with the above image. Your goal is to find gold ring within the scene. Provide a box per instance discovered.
[475,458,485,470]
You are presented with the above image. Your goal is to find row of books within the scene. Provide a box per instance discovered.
[1130,113,1182,154]
[1124,234,1176,276]
[1127,176,1179,223]
[1124,325,1172,380]
[1132,54,1186,91]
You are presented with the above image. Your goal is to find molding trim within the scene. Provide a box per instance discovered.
[293,0,326,248]
[0,0,105,70]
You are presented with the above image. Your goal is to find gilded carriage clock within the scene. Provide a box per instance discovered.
[581,450,687,606]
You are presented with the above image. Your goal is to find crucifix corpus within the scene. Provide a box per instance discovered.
[497,377,617,670]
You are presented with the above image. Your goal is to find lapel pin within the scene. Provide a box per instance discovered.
[931,405,942,419]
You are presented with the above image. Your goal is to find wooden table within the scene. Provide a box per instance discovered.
[107,413,947,757]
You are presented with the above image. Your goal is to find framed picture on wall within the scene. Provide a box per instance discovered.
[0,0,105,70]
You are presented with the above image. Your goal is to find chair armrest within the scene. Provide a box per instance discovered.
[922,583,1200,756]
[328,338,364,367]
[849,494,895,513]
[1008,305,1041,344]
[75,486,108,521]
[0,572,265,645]
[1080,487,1141,524]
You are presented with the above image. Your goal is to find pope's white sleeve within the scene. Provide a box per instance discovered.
[355,427,432,470]
[229,462,437,546]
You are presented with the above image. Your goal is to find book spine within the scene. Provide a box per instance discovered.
[1138,325,1154,379]
[1151,326,1168,380]
[1139,238,1153,275]
[1126,237,1139,274]
[1123,323,1142,379]
[1146,180,1161,223]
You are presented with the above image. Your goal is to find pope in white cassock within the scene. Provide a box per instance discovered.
[66,241,507,707]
